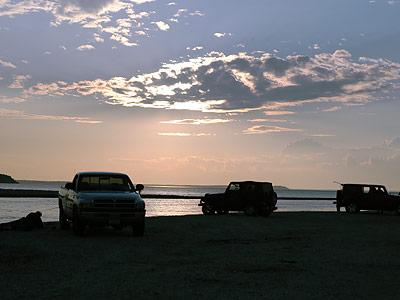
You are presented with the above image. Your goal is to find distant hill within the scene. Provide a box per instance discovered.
[275,186,289,190]
[0,174,18,184]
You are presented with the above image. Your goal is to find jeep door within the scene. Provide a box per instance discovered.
[225,183,242,211]
[359,186,372,210]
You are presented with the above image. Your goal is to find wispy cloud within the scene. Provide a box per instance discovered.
[0,108,102,124]
[213,32,231,38]
[248,118,288,123]
[158,132,214,137]
[264,111,296,116]
[0,58,16,69]
[77,44,95,51]
[160,118,232,125]
[243,125,301,134]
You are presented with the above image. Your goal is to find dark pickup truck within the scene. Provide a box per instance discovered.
[336,183,400,213]
[199,181,277,216]
[59,172,145,236]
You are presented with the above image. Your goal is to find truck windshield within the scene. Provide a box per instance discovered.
[77,175,132,192]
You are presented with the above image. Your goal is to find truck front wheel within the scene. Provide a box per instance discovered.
[72,207,85,236]
[132,219,145,236]
[59,202,69,230]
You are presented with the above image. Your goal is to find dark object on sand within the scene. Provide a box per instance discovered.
[59,172,146,236]
[336,183,400,213]
[199,181,278,216]
[0,211,44,231]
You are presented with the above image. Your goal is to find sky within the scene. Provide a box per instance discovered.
[1,0,400,189]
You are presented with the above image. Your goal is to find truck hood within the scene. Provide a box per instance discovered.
[77,191,143,203]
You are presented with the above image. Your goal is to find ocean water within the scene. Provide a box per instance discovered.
[0,181,337,222]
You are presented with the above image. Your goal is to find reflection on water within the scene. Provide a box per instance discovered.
[0,197,336,223]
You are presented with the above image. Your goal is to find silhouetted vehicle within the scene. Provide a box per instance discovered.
[336,183,400,213]
[199,181,278,216]
[58,172,145,236]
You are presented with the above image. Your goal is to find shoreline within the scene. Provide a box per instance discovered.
[0,188,336,200]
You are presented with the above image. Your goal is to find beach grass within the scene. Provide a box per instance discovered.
[1,212,400,299]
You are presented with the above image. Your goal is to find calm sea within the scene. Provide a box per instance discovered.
[0,180,337,222]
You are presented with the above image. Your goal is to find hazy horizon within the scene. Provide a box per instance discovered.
[1,0,400,190]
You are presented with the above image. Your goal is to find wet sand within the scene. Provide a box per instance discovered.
[1,212,400,299]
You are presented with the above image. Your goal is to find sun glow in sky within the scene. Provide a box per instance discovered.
[1,0,400,189]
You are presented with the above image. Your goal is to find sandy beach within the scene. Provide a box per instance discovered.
[1,212,400,299]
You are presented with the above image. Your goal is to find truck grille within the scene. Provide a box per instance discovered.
[91,199,136,212]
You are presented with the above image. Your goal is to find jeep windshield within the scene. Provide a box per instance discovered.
[77,175,133,192]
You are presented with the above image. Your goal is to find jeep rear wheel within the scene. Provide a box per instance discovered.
[259,203,273,217]
[244,205,257,216]
[345,203,359,214]
[396,205,400,215]
[202,204,216,215]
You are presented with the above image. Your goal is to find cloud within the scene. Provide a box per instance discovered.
[243,125,301,134]
[386,137,400,148]
[160,118,232,125]
[264,111,296,116]
[0,58,16,69]
[0,0,153,46]
[157,132,214,137]
[213,32,231,38]
[0,95,26,103]
[280,137,400,187]
[186,46,203,51]
[173,8,187,17]
[93,33,104,43]
[189,10,204,16]
[153,21,170,31]
[0,108,102,124]
[24,50,400,114]
[77,44,95,51]
[8,75,31,89]
[248,118,288,123]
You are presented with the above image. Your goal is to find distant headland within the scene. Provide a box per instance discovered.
[275,185,289,190]
[0,174,18,184]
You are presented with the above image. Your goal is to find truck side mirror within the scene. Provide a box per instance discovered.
[135,184,144,192]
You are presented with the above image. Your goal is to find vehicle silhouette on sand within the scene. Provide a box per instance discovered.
[336,183,400,214]
[59,172,146,236]
[199,181,278,216]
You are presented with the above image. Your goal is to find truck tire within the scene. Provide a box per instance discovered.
[396,204,400,216]
[132,219,145,237]
[58,202,69,230]
[202,204,215,215]
[72,207,85,236]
